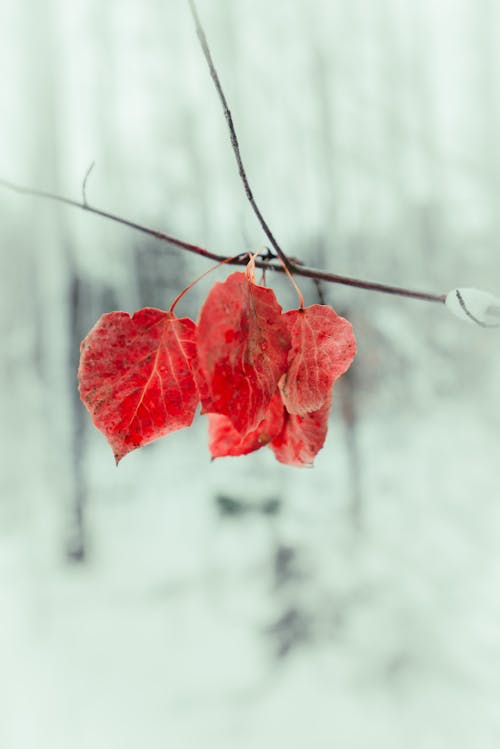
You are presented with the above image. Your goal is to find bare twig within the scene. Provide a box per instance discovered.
[187,0,295,276]
[81,161,95,207]
[0,177,220,261]
[313,278,327,305]
[0,176,446,305]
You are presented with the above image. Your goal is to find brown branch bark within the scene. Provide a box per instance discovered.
[0,176,446,305]
[187,0,296,276]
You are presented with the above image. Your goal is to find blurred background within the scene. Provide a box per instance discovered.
[1,0,500,746]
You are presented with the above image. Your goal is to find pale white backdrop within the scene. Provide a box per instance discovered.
[1,1,500,747]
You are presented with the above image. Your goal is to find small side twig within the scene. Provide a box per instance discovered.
[0,177,220,261]
[313,278,327,305]
[81,161,96,207]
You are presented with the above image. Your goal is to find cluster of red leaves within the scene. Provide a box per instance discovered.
[78,271,356,467]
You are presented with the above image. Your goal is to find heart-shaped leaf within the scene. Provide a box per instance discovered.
[279,304,356,415]
[197,272,290,435]
[78,308,199,463]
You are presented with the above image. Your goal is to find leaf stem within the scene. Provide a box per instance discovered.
[277,255,305,309]
[169,253,243,314]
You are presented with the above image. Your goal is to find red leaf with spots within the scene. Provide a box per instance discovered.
[197,272,290,435]
[270,391,333,467]
[208,390,284,458]
[279,304,356,415]
[78,308,199,463]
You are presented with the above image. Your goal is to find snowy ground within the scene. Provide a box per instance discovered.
[2,389,500,749]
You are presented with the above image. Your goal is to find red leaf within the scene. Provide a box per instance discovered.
[78,308,199,463]
[208,390,284,458]
[197,272,290,434]
[279,304,356,415]
[269,392,332,467]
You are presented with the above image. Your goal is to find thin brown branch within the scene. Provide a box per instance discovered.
[81,161,96,207]
[0,177,221,261]
[0,176,446,305]
[313,278,327,305]
[186,0,295,276]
